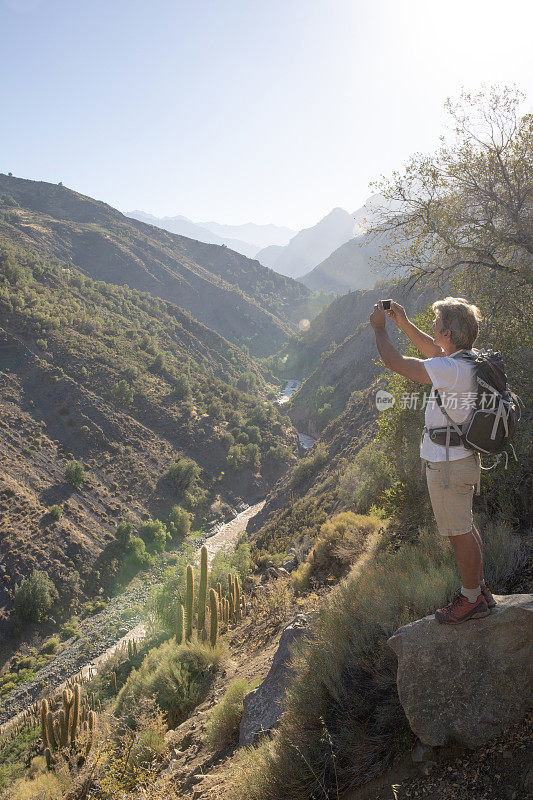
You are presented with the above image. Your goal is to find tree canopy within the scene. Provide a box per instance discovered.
[370,87,533,287]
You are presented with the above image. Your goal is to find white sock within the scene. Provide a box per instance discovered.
[461,585,481,603]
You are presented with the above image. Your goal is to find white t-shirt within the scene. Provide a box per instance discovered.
[420,350,477,462]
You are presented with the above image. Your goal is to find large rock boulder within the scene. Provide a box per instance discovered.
[239,614,308,746]
[388,594,533,748]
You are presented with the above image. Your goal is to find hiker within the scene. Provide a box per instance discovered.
[369,297,495,624]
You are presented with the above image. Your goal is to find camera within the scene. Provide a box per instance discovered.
[381,299,392,310]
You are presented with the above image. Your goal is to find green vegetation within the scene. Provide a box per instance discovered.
[114,638,225,728]
[13,570,58,626]
[229,522,527,800]
[165,457,200,492]
[292,512,383,592]
[40,637,60,655]
[167,505,191,539]
[288,442,328,490]
[0,240,296,491]
[47,504,63,521]
[114,520,133,547]
[139,519,170,553]
[205,678,257,751]
[64,460,85,489]
[0,724,41,791]
[110,379,134,406]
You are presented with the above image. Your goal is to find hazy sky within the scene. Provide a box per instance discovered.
[1,0,532,229]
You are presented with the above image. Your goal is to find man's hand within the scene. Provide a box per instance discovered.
[370,302,387,329]
[387,301,408,327]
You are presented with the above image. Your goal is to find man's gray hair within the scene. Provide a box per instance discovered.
[432,297,483,349]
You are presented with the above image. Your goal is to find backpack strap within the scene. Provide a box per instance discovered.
[433,389,480,494]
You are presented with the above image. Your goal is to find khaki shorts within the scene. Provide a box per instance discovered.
[424,454,480,537]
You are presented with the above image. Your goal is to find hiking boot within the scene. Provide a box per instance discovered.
[481,584,497,609]
[435,591,490,624]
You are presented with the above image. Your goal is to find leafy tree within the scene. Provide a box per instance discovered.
[227,443,246,470]
[370,87,533,286]
[13,570,58,625]
[140,519,170,553]
[166,458,200,492]
[126,536,153,568]
[244,442,261,469]
[174,374,193,401]
[115,520,133,547]
[245,425,261,444]
[65,460,85,488]
[167,505,191,539]
[111,379,134,406]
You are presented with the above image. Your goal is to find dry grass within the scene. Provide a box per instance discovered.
[226,521,526,800]
[291,512,384,592]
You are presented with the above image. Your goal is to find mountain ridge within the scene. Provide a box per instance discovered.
[0,175,318,357]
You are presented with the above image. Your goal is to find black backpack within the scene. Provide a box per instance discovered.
[434,349,521,458]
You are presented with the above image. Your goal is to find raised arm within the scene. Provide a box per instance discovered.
[370,304,431,384]
[387,301,444,358]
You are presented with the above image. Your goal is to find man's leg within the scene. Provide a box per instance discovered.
[448,529,482,590]
[471,524,484,584]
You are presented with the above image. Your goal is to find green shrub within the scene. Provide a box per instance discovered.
[167,505,191,539]
[126,536,153,569]
[115,638,224,728]
[140,519,170,553]
[60,616,79,639]
[146,544,195,634]
[288,443,328,490]
[12,570,58,625]
[166,457,200,492]
[64,460,84,488]
[210,539,252,589]
[226,443,246,470]
[111,379,134,406]
[40,636,60,654]
[205,678,255,751]
[115,520,133,547]
[48,504,62,520]
[292,512,384,592]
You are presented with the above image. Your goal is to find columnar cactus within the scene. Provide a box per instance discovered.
[40,699,50,749]
[234,575,241,621]
[86,711,96,756]
[197,545,209,631]
[46,710,57,752]
[209,588,218,647]
[185,563,194,641]
[217,581,222,604]
[176,602,185,644]
[59,709,68,748]
[40,685,98,772]
[70,684,81,746]
[223,597,229,625]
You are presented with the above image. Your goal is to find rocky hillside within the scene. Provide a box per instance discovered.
[0,242,299,624]
[0,175,319,356]
[268,281,440,436]
[246,380,381,553]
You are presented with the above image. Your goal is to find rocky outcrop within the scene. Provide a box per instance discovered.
[388,594,533,748]
[239,614,308,746]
